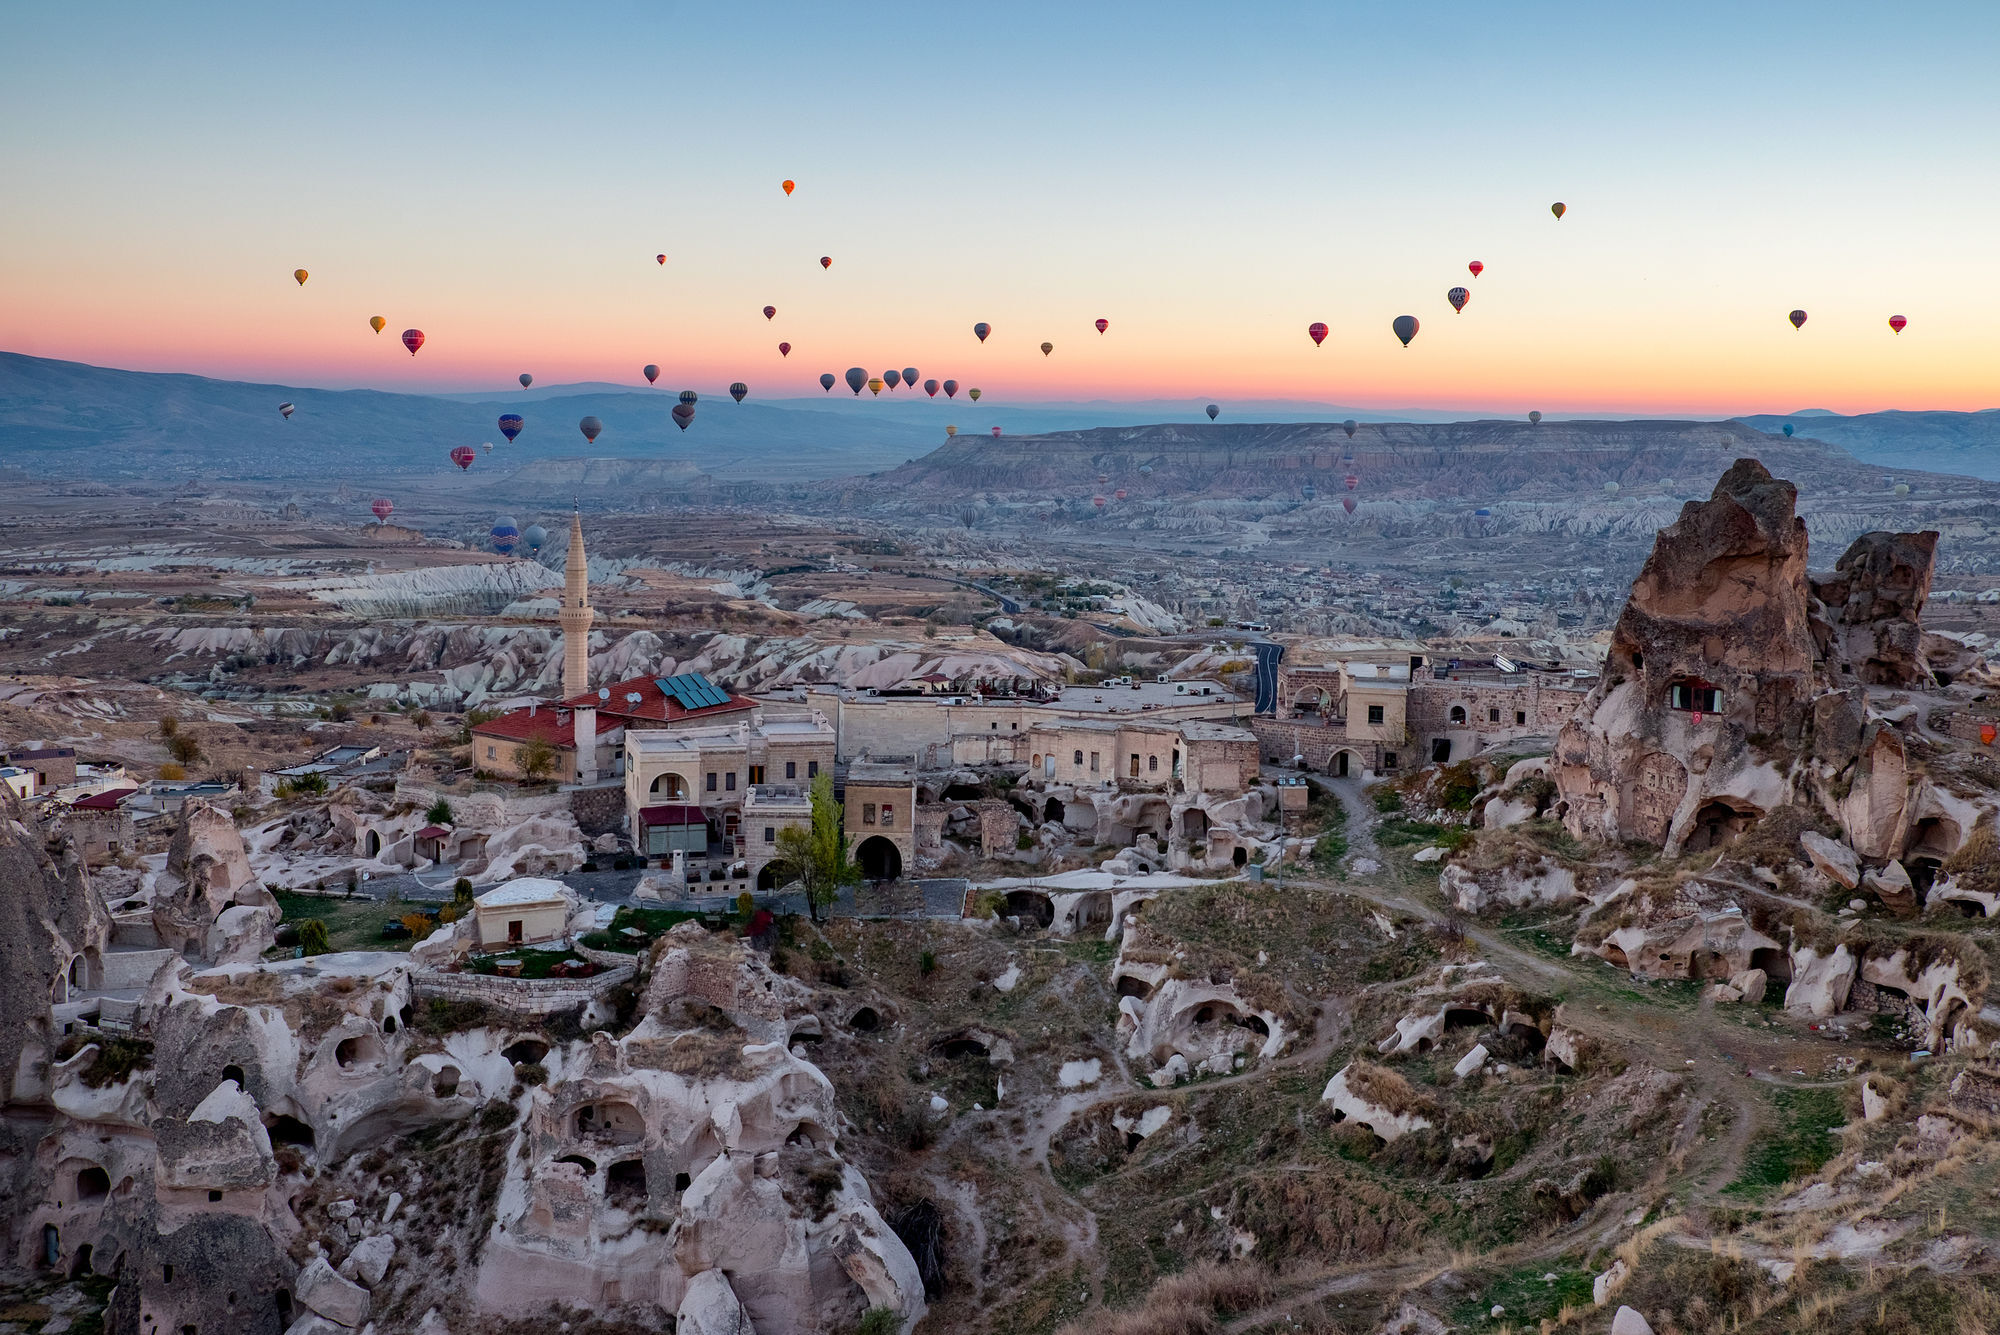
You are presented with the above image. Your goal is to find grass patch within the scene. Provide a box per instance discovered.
[1448,1261,1594,1330]
[467,947,598,979]
[273,891,419,953]
[52,1033,153,1087]
[579,905,708,952]
[1723,1084,1846,1198]
[1376,817,1469,850]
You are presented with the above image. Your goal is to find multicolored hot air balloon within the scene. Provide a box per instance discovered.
[371,498,394,521]
[820,256,832,269]
[1093,495,1105,509]
[1392,315,1419,347]
[845,368,867,395]
[1115,488,1127,500]
[279,403,295,419]
[491,517,520,555]
[820,373,836,392]
[778,342,791,357]
[656,254,667,265]
[901,366,918,388]
[1040,342,1053,356]
[923,378,939,397]
[943,379,959,398]
[293,269,309,286]
[730,382,748,402]
[1789,309,1808,329]
[1448,286,1470,314]
[1342,497,1356,515]
[1206,404,1220,421]
[672,403,695,431]
[402,329,425,356]
[973,322,991,343]
[883,369,902,390]
[1468,261,1484,278]
[643,364,660,384]
[524,523,548,555]
[450,445,475,470]
[991,426,1002,437]
[519,373,533,388]
[1551,202,1566,220]
[1343,420,1357,438]
[968,388,981,401]
[782,179,795,196]
[1889,315,1907,334]
[763,306,776,320]
[1528,411,1542,425]
[370,316,386,333]
[1345,475,1359,491]
[498,413,524,443]
[579,416,603,443]
[678,389,698,406]
[1308,322,1328,347]
[867,377,884,396]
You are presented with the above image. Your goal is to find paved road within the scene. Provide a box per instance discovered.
[1251,640,1284,715]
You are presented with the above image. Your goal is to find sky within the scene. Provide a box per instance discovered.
[3,1,1997,416]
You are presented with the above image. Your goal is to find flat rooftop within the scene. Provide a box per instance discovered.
[1049,681,1241,714]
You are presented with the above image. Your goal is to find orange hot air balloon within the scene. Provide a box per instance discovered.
[1889,314,1907,334]
[782,179,795,196]
[945,425,957,437]
[369,315,386,333]
[1982,723,1997,746]
[867,377,884,396]
[763,305,776,320]
[293,269,309,286]
[401,329,425,356]
[820,256,832,270]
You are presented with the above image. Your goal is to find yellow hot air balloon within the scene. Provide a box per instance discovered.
[946,425,957,437]
[293,269,309,286]
[968,388,982,401]
[867,377,884,396]
[369,315,386,334]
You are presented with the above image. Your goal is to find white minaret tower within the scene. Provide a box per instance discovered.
[560,505,593,702]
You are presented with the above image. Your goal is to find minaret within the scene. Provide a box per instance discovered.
[560,505,593,701]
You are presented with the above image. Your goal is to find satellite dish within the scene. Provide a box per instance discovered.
[598,687,610,700]
[625,693,643,704]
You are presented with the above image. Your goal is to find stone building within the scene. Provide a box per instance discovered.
[844,762,917,881]
[473,878,576,949]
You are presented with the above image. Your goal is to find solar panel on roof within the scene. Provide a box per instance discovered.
[655,673,731,712]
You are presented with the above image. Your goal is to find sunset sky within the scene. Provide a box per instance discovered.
[3,1,1996,415]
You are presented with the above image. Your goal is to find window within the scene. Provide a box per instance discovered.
[705,772,717,792]
[785,761,796,779]
[1515,710,1526,726]
[763,827,775,844]
[725,772,737,791]
[1130,755,1141,777]
[881,803,895,827]
[1031,753,1041,767]
[1089,752,1100,772]
[1488,707,1501,723]
[1367,704,1385,725]
[748,765,765,785]
[486,745,496,760]
[1073,750,1084,766]
[991,721,998,730]
[863,803,876,825]
[1383,752,1398,768]
[1148,755,1158,773]
[1669,679,1722,713]
[807,760,819,778]
[1449,706,1467,724]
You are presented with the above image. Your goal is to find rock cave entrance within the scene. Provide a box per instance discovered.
[364,830,381,858]
[333,1034,384,1069]
[1431,739,1452,763]
[69,1244,92,1278]
[503,1038,550,1066]
[849,1006,880,1032]
[431,1066,461,1098]
[1444,1007,1493,1033]
[75,1166,109,1202]
[1232,847,1248,868]
[856,835,902,882]
[606,1159,647,1205]
[1183,809,1210,843]
[1072,891,1112,930]
[1601,944,1632,970]
[1750,947,1792,982]
[265,1114,315,1148]
[556,1154,597,1174]
[1684,800,1761,853]
[1907,858,1943,896]
[934,1033,991,1061]
[221,1064,245,1089]
[575,1100,644,1144]
[1003,890,1054,929]
[1043,797,1066,824]
[1332,751,1350,777]
[1116,975,1154,1000]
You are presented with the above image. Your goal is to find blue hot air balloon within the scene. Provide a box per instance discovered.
[491,516,521,554]
[498,414,524,443]
[523,523,548,556]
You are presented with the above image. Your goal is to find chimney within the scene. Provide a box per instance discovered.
[574,705,597,784]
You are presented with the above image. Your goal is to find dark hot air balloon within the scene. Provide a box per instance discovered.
[1783,424,1794,437]
[1448,286,1469,313]
[498,413,524,443]
[371,498,394,521]
[763,305,776,320]
[519,373,533,388]
[902,366,918,387]
[1308,322,1328,347]
[1468,260,1484,278]
[1342,497,1356,514]
[1551,202,1566,219]
[778,342,791,357]
[643,364,660,384]
[1205,404,1219,420]
[991,426,1002,437]
[973,322,991,342]
[672,403,695,431]
[678,389,698,406]
[579,416,603,443]
[1392,315,1419,347]
[782,179,795,195]
[656,254,666,265]
[1040,342,1053,356]
[370,316,386,333]
[1789,309,1808,329]
[1528,411,1542,425]
[450,446,475,470]
[278,403,294,419]
[820,256,832,269]
[491,517,520,554]
[883,369,901,390]
[1889,315,1907,334]
[1342,420,1357,438]
[401,329,425,356]
[524,523,547,555]
[293,269,308,286]
[968,388,981,401]
[943,379,959,398]
[1095,318,1109,334]
[923,378,939,396]
[729,382,748,402]
[820,373,836,392]
[845,367,867,395]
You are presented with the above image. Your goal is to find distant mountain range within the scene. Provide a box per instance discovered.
[1738,409,2000,481]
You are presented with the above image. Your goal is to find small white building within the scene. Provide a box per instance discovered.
[473,878,576,950]
[0,766,35,800]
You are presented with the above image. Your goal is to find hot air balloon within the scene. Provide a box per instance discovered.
[779,342,791,357]
[481,441,492,452]
[370,316,386,334]
[1720,433,1735,447]
[923,378,939,397]
[1551,202,1566,219]
[991,426,1002,437]
[1528,411,1542,425]
[884,369,902,390]
[902,366,919,388]
[1097,474,1109,485]
[656,254,667,265]
[679,389,698,406]
[1308,322,1328,347]
[1345,475,1359,491]
[519,373,533,388]
[402,329,425,356]
[946,425,957,437]
[820,373,836,392]
[1115,488,1128,500]
[524,523,548,555]
[1342,420,1357,438]
[279,402,295,419]
[643,364,660,385]
[868,378,884,396]
[450,446,475,470]
[846,367,867,395]
[973,322,991,343]
[1448,286,1470,314]
[293,269,309,286]
[730,382,748,403]
[968,388,981,401]
[1095,318,1109,334]
[1392,315,1419,347]
[1041,342,1053,356]
[1894,482,1910,496]
[498,413,524,443]
[1604,481,1621,495]
[1342,497,1356,515]
[782,179,795,196]
[943,380,959,398]
[672,403,695,431]
[1093,495,1106,509]
[763,306,776,320]
[1783,423,1794,437]
[1468,261,1484,278]
[1474,507,1491,518]
[820,256,832,269]
[1302,483,1316,500]
[1139,464,1153,476]
[1889,315,1907,334]
[1206,404,1220,421]
[1789,309,1808,329]
[579,416,603,443]
[491,517,520,554]
[371,498,394,521]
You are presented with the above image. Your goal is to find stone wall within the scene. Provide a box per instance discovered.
[568,782,627,838]
[412,961,635,1019]
[1249,719,1383,773]
[976,799,1019,856]
[1405,678,1589,737]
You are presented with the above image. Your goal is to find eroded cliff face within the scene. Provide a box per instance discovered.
[1811,529,1940,688]
[0,790,107,1104]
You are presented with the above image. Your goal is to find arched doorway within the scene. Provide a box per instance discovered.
[757,864,777,891]
[364,829,381,858]
[1004,890,1054,928]
[1333,751,1349,777]
[650,772,689,800]
[856,836,902,881]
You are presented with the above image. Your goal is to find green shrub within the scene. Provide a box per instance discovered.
[296,919,330,956]
[856,1307,899,1335]
[919,949,938,976]
[426,798,455,826]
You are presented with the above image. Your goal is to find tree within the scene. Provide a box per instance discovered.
[414,710,433,733]
[426,798,455,826]
[453,877,474,908]
[518,736,559,783]
[296,919,330,956]
[767,771,860,923]
[166,734,202,768]
[158,717,178,740]
[158,762,186,781]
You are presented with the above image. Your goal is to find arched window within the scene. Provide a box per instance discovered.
[1072,750,1083,766]
[1448,705,1467,724]
[1148,755,1158,773]
[1030,754,1040,767]
[650,772,688,800]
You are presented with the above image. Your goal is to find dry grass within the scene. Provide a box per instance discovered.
[1054,1261,1272,1335]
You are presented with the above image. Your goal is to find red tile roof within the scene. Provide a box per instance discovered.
[72,787,136,810]
[638,804,708,826]
[415,825,451,840]
[471,706,621,748]
[563,675,756,726]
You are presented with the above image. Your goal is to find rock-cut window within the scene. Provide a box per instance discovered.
[1669,678,1723,713]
